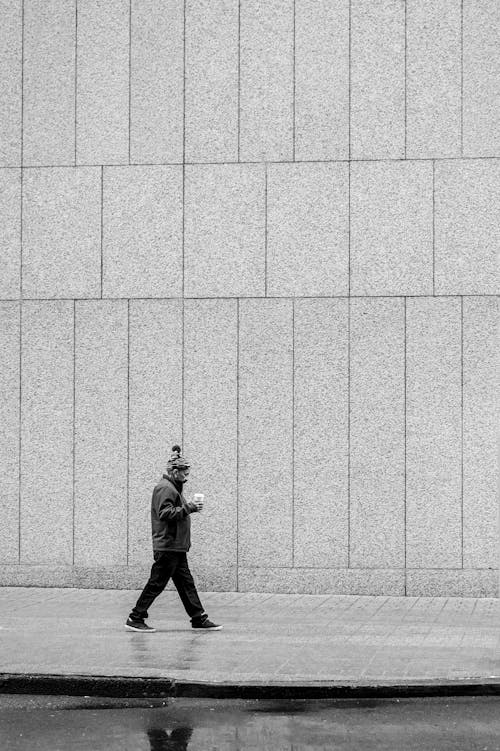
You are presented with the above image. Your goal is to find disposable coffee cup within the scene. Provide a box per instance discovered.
[193,493,204,510]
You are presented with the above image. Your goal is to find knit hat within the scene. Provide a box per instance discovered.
[166,444,190,471]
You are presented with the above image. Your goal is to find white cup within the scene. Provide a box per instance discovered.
[193,493,204,510]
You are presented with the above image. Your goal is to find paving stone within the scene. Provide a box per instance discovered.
[295,0,349,160]
[350,0,405,159]
[239,0,294,161]
[130,0,183,163]
[350,160,433,296]
[406,297,462,568]
[22,167,101,298]
[435,159,500,295]
[76,0,129,164]
[0,303,19,563]
[238,299,293,567]
[74,301,128,566]
[184,164,265,297]
[463,298,499,568]
[184,299,238,590]
[0,169,20,298]
[128,300,183,565]
[463,0,500,156]
[406,0,461,158]
[103,165,183,298]
[350,298,405,567]
[20,301,73,564]
[23,0,75,165]
[0,0,21,166]
[293,299,348,567]
[267,162,348,296]
[185,0,238,162]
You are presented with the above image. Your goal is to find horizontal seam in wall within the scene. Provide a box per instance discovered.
[1,155,499,170]
[7,294,498,303]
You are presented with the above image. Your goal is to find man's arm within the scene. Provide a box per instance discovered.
[157,490,198,522]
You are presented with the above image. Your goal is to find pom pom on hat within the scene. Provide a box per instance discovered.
[167,444,190,470]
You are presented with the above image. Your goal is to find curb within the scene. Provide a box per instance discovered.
[1,674,500,700]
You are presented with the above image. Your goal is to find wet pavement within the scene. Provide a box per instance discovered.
[1,587,500,691]
[1,694,500,750]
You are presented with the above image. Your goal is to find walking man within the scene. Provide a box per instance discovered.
[125,445,222,632]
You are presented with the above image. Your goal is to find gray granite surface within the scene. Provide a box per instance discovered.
[293,298,348,567]
[184,299,238,590]
[238,299,293,567]
[406,297,462,568]
[0,169,20,299]
[350,160,433,295]
[0,303,20,563]
[267,162,348,296]
[406,0,461,158]
[463,0,500,156]
[0,0,21,166]
[128,299,183,565]
[20,301,73,564]
[185,0,238,162]
[130,0,183,164]
[22,167,101,298]
[350,0,405,158]
[74,301,128,566]
[239,0,294,161]
[349,298,405,568]
[435,159,500,295]
[76,0,129,164]
[23,0,75,166]
[185,164,265,297]
[295,0,349,160]
[463,297,499,569]
[103,165,183,298]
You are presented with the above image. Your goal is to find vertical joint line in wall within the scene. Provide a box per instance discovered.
[18,301,22,563]
[292,0,296,161]
[181,298,185,448]
[460,0,464,156]
[348,162,351,297]
[461,296,464,568]
[74,0,78,165]
[404,297,407,595]
[126,300,130,566]
[128,0,132,165]
[21,0,24,167]
[432,160,435,296]
[183,0,186,166]
[264,165,268,297]
[236,299,240,590]
[347,297,351,568]
[348,0,351,160]
[404,0,407,159]
[237,0,241,162]
[292,298,295,566]
[72,300,76,565]
[100,166,104,298]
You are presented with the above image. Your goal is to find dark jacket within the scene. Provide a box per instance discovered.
[151,475,197,552]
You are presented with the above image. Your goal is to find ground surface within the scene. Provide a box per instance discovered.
[1,695,500,750]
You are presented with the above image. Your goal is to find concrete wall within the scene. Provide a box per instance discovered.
[0,0,498,596]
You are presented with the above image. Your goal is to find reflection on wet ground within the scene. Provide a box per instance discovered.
[1,695,500,750]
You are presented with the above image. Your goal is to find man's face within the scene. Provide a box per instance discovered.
[173,467,190,484]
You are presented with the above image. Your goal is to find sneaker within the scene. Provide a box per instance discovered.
[191,618,222,631]
[125,617,156,633]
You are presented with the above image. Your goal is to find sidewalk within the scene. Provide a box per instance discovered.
[1,587,500,698]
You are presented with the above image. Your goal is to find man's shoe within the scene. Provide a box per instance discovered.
[192,618,222,631]
[125,617,156,633]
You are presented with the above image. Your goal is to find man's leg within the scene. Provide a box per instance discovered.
[129,551,178,622]
[171,553,206,622]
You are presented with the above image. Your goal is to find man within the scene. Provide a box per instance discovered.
[125,445,221,632]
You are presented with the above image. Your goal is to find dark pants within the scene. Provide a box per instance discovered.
[130,551,205,623]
